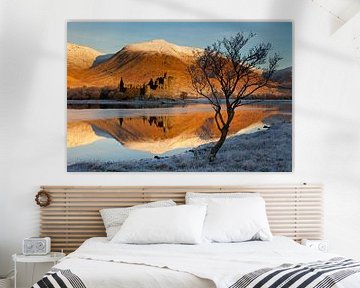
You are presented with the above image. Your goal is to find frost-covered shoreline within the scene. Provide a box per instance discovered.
[68,116,292,172]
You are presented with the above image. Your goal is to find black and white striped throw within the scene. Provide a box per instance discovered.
[32,268,86,288]
[229,257,360,288]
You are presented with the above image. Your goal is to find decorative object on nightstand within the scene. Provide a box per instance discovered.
[301,239,328,252]
[23,237,51,255]
[12,252,65,288]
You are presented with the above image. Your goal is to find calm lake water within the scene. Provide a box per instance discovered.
[67,101,291,165]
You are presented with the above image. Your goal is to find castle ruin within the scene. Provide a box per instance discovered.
[118,72,174,98]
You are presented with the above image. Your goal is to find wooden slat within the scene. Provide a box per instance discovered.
[39,184,323,253]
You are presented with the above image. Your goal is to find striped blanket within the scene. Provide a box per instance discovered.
[230,258,360,288]
[32,268,86,288]
[32,258,360,288]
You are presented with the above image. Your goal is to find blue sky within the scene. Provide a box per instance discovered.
[68,21,292,69]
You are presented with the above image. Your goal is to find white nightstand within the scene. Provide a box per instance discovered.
[12,252,65,288]
[301,239,328,252]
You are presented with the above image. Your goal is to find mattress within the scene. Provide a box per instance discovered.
[37,236,360,288]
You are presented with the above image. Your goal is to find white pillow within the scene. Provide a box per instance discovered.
[202,197,272,243]
[186,192,259,204]
[100,200,176,240]
[111,205,207,244]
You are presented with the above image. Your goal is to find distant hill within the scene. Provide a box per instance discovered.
[67,40,292,99]
[272,67,292,84]
[92,54,114,68]
[69,39,201,95]
[67,43,102,87]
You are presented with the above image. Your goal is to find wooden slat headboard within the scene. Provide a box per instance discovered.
[39,184,323,253]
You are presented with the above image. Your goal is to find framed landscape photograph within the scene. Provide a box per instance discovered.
[67,21,292,172]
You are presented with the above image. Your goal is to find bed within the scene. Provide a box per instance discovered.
[33,236,360,288]
[33,185,360,288]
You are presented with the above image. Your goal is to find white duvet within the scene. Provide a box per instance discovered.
[54,237,360,288]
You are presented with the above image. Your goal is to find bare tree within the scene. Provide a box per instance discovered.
[188,32,282,162]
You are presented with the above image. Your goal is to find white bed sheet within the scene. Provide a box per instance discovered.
[56,258,214,288]
[54,236,360,288]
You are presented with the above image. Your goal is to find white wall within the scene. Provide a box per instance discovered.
[1,0,359,285]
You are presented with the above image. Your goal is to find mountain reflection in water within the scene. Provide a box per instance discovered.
[67,103,290,164]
